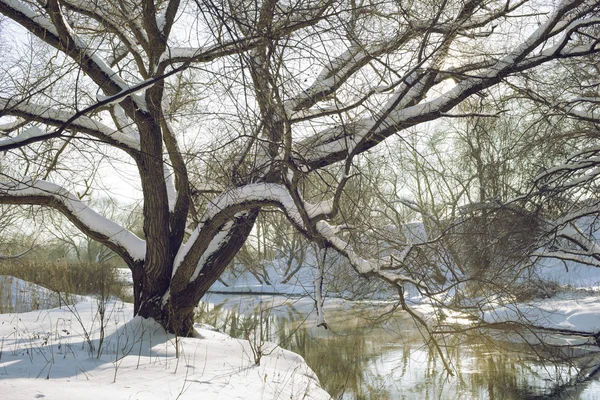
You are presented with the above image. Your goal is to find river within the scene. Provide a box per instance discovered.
[196,292,600,400]
[2,274,600,399]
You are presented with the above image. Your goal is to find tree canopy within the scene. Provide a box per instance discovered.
[1,0,599,343]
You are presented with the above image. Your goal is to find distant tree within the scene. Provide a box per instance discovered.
[0,206,36,259]
[0,0,599,342]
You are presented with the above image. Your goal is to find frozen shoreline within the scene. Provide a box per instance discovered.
[0,277,330,400]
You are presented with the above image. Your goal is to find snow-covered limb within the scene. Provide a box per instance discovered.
[0,0,57,34]
[160,108,190,236]
[536,146,600,181]
[111,105,140,141]
[316,221,424,288]
[305,200,333,219]
[284,0,528,117]
[0,0,146,111]
[0,179,146,262]
[199,183,307,229]
[163,163,177,213]
[171,182,424,293]
[0,117,25,131]
[165,210,253,305]
[61,0,143,53]
[187,219,236,283]
[537,159,600,181]
[294,0,600,169]
[284,45,368,114]
[0,98,141,151]
[0,125,46,145]
[159,47,207,64]
[164,218,237,304]
[558,223,600,256]
[285,43,423,118]
[157,36,265,69]
[44,0,148,112]
[531,219,600,269]
[534,148,600,196]
[96,86,148,110]
[171,184,307,280]
[194,182,225,194]
[532,250,600,267]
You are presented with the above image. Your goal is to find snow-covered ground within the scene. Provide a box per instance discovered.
[21,250,600,399]
[403,260,600,341]
[0,278,330,400]
[4,254,600,400]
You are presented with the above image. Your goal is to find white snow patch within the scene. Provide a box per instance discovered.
[189,220,234,283]
[485,291,600,333]
[0,125,46,145]
[0,293,329,400]
[164,163,177,213]
[306,200,333,218]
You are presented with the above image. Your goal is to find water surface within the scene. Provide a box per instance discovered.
[197,293,600,399]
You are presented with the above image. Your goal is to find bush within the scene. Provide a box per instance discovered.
[0,259,125,298]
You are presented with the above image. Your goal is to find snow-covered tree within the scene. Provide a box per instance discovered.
[1,0,599,336]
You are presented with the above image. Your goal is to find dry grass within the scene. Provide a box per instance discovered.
[0,259,126,299]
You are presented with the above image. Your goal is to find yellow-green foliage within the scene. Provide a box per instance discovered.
[0,259,125,298]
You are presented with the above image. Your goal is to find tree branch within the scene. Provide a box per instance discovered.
[0,179,145,266]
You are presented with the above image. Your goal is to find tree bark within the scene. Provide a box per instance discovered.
[136,211,258,336]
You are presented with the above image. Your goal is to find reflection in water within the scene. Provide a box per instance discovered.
[5,276,598,398]
[195,294,600,399]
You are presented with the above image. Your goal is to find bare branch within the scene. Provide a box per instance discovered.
[0,179,145,265]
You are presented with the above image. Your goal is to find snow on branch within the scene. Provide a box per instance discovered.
[284,45,369,114]
[529,217,600,269]
[61,0,141,50]
[316,220,424,288]
[200,183,307,228]
[0,0,58,35]
[0,117,26,131]
[284,0,524,117]
[170,182,422,292]
[0,0,147,111]
[295,1,600,169]
[183,218,237,284]
[172,184,306,276]
[532,250,600,268]
[0,179,146,262]
[157,37,264,69]
[534,146,600,195]
[557,223,600,256]
[0,125,46,145]
[0,98,141,151]
[163,163,177,212]
[305,200,333,219]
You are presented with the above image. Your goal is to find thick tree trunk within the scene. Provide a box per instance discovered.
[134,211,258,336]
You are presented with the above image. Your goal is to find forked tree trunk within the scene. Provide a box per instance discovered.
[133,212,258,336]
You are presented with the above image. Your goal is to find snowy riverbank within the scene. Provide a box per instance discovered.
[0,277,330,400]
